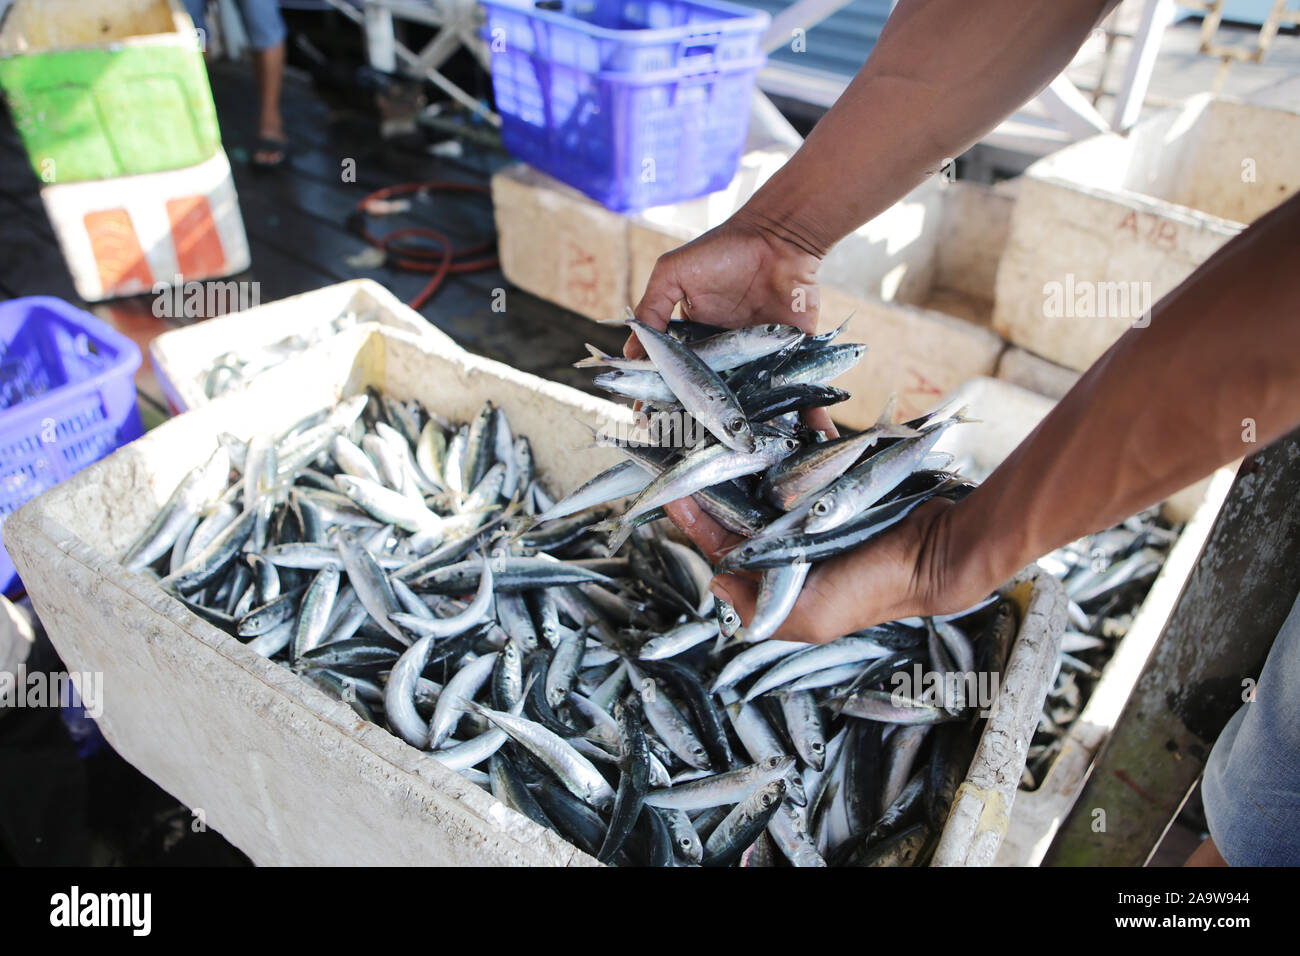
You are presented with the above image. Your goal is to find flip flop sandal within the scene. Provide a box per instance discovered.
[251,136,291,170]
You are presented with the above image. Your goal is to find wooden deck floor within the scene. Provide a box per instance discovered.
[0,61,628,411]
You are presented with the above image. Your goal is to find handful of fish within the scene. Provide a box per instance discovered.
[122,315,1016,865]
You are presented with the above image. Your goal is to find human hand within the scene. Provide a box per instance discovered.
[627,212,822,347]
[668,495,1000,644]
[627,215,835,421]
[627,213,847,573]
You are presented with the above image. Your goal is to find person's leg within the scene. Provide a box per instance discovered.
[252,42,286,161]
[236,0,289,166]
[1200,592,1300,865]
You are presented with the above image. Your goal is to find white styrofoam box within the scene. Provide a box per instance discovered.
[499,145,1015,336]
[39,148,250,302]
[993,95,1300,372]
[932,180,1018,314]
[995,467,1235,866]
[819,286,1007,430]
[149,279,454,413]
[995,347,1080,401]
[493,150,795,322]
[932,564,1065,867]
[928,376,1053,480]
[631,177,1013,328]
[818,179,947,308]
[6,326,1064,866]
[925,376,1233,865]
[931,374,1220,523]
[627,147,793,310]
[492,163,630,323]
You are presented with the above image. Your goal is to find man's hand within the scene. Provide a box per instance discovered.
[670,495,1001,644]
[627,213,822,350]
[626,213,836,440]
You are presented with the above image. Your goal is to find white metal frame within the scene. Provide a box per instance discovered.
[329,0,1179,156]
[756,0,1178,155]
[326,0,501,125]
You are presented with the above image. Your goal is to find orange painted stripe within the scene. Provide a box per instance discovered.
[166,195,226,277]
[83,208,153,296]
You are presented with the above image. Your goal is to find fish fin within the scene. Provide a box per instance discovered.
[605,521,635,556]
[880,423,923,439]
[874,393,898,427]
[924,404,981,430]
[573,343,617,368]
[567,416,623,452]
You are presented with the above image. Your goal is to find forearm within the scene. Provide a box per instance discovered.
[944,194,1300,591]
[740,0,1116,257]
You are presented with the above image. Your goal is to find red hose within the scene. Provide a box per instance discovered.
[354,181,499,311]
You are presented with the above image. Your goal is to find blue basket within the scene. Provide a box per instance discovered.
[0,297,144,596]
[481,0,769,73]
[482,0,769,212]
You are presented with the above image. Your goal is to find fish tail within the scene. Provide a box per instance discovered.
[573,344,616,368]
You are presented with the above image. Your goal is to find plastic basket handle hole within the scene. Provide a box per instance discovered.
[534,1,563,10]
[683,44,716,58]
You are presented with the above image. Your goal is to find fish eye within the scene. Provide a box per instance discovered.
[784,439,798,450]
[812,742,825,752]
[812,500,829,515]
[727,416,747,433]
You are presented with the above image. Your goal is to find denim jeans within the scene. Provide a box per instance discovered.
[184,0,285,52]
[1202,590,1300,865]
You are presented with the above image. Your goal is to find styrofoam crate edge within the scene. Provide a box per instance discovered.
[149,279,453,412]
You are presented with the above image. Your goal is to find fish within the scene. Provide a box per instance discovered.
[133,322,1021,866]
[626,319,755,453]
[644,756,792,811]
[702,779,788,866]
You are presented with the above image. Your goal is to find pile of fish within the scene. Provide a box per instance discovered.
[120,315,1021,866]
[202,309,384,400]
[1023,510,1180,789]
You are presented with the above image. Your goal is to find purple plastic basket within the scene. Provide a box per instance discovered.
[0,297,144,596]
[482,0,768,212]
[481,0,770,74]
[493,53,766,212]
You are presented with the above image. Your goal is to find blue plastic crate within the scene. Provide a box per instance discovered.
[481,0,770,74]
[0,297,143,596]
[493,52,766,212]
[483,0,768,212]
